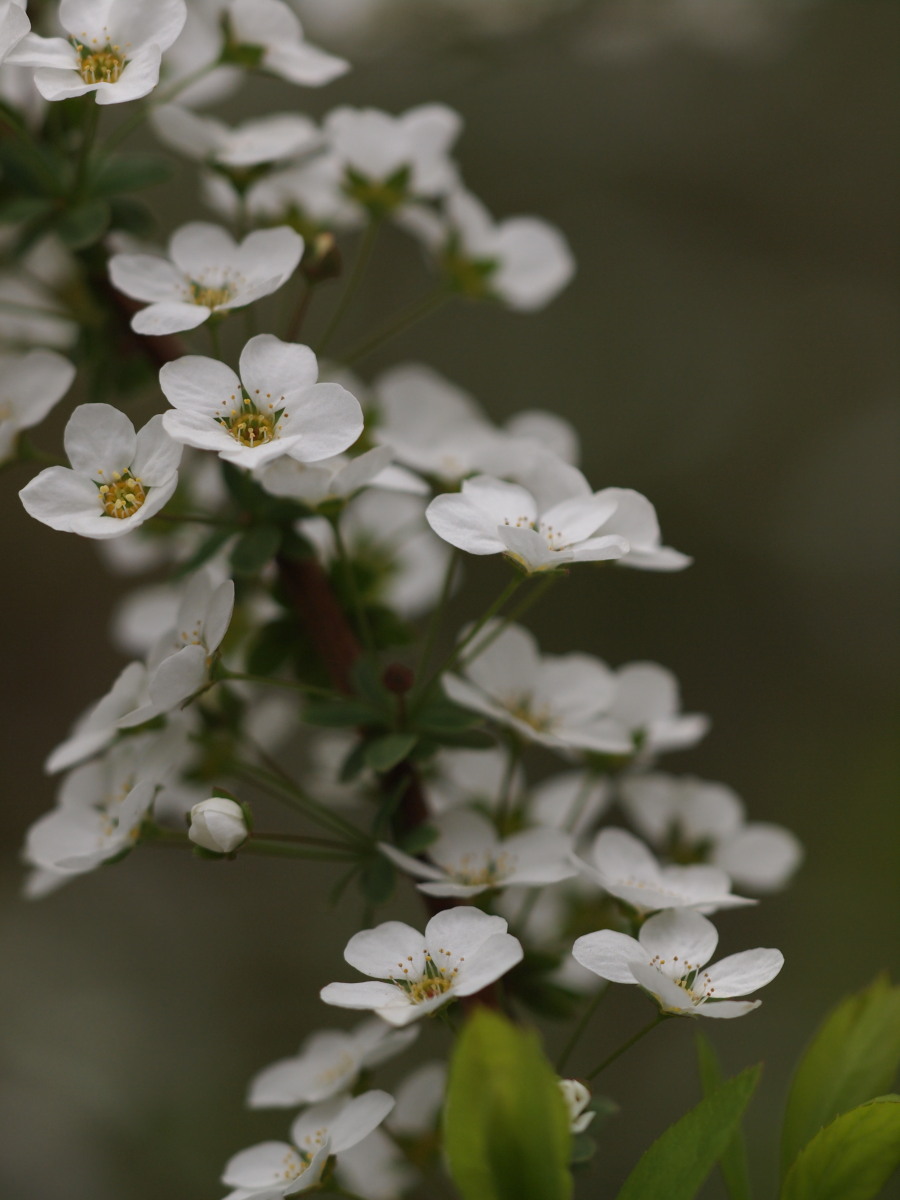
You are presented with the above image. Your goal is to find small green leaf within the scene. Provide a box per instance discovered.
[397,824,438,855]
[172,527,234,580]
[616,1064,761,1200]
[90,153,173,197]
[304,700,379,728]
[781,975,900,1176]
[415,697,482,733]
[444,1009,572,1200]
[696,1033,752,1200]
[0,197,56,225]
[360,853,395,904]
[57,199,110,248]
[364,733,418,772]
[107,195,157,238]
[230,524,282,577]
[781,1096,900,1200]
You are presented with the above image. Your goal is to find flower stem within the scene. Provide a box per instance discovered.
[316,217,380,356]
[340,286,450,365]
[415,548,460,678]
[420,574,524,695]
[218,668,334,698]
[330,514,374,653]
[73,99,100,200]
[458,570,560,670]
[285,280,315,342]
[102,62,219,152]
[555,985,609,1074]
[585,1013,669,1080]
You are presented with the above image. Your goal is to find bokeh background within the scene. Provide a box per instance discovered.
[1,1,898,1196]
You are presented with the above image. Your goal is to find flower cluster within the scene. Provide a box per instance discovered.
[4,4,804,1196]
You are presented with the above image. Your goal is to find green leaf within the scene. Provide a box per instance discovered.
[364,733,418,772]
[429,728,496,750]
[0,197,56,225]
[57,199,110,249]
[230,524,282,577]
[360,853,395,904]
[304,700,379,728]
[444,1009,572,1200]
[397,824,438,855]
[781,1096,900,1200]
[696,1033,752,1200]
[415,697,483,733]
[350,658,388,709]
[90,153,173,197]
[246,618,298,676]
[616,1064,761,1200]
[781,975,900,1176]
[172,527,234,580]
[107,195,157,238]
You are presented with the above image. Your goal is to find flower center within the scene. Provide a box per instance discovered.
[453,851,510,887]
[393,949,461,1007]
[507,697,551,732]
[216,398,279,447]
[98,470,145,519]
[191,281,234,309]
[75,43,126,85]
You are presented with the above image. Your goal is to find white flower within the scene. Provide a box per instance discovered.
[44,660,147,774]
[222,1092,394,1199]
[386,1061,447,1136]
[427,746,525,815]
[10,0,187,104]
[189,796,248,853]
[0,0,30,66]
[380,808,576,898]
[24,731,177,884]
[158,334,363,468]
[576,827,754,914]
[117,571,234,728]
[0,349,75,464]
[530,770,611,839]
[205,152,361,232]
[572,908,784,1018]
[371,363,579,486]
[592,488,690,570]
[158,0,241,108]
[19,403,182,538]
[302,490,450,618]
[324,104,462,205]
[620,773,803,892]
[248,1019,417,1108]
[426,475,628,573]
[404,186,575,311]
[444,623,633,755]
[258,444,396,508]
[558,1079,595,1134]
[225,0,348,87]
[320,907,523,1026]
[108,222,304,335]
[151,105,321,170]
[608,662,709,757]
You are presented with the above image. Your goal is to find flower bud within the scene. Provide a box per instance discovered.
[558,1078,595,1133]
[189,797,249,854]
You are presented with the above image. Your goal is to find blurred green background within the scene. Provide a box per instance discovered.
[1,1,898,1196]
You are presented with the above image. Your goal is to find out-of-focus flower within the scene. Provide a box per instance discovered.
[151,105,321,170]
[558,1079,595,1133]
[109,222,303,335]
[225,0,348,87]
[0,349,75,464]
[188,796,248,853]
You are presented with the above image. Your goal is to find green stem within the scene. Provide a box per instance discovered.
[555,985,609,1074]
[340,287,449,365]
[331,514,374,653]
[208,318,223,360]
[415,548,459,679]
[458,570,560,670]
[73,99,100,199]
[243,837,358,862]
[285,280,315,343]
[102,62,219,152]
[316,218,380,356]
[585,1013,669,1080]
[229,759,370,848]
[495,737,521,832]
[219,669,334,698]
[421,575,524,695]
[149,511,237,528]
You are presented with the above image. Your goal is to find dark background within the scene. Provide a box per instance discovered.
[1,1,898,1196]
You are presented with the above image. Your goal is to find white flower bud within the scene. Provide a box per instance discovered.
[189,797,248,854]
[558,1079,595,1134]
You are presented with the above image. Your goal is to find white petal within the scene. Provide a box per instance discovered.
[704,949,784,998]
[64,403,136,479]
[131,301,210,335]
[343,921,426,980]
[131,415,182,486]
[638,910,718,973]
[320,980,409,1011]
[327,1090,395,1154]
[571,930,644,983]
[281,384,363,463]
[109,253,186,302]
[423,906,509,957]
[19,466,100,532]
[712,824,803,892]
[239,334,317,397]
[425,492,507,555]
[169,221,237,276]
[453,931,523,994]
[159,354,241,415]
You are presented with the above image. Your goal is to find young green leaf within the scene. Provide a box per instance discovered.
[444,1008,572,1200]
[780,975,900,1176]
[616,1064,761,1200]
[364,733,418,773]
[696,1033,752,1200]
[780,1096,900,1200]
[230,524,282,577]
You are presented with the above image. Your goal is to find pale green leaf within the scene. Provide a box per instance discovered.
[781,1095,900,1200]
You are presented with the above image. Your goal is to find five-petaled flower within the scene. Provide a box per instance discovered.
[320,907,523,1026]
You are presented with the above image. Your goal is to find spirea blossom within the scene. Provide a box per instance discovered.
[19,403,182,538]
[188,796,248,853]
[158,334,363,468]
[225,0,349,88]
[0,0,30,66]
[0,348,75,464]
[572,908,784,1018]
[10,0,187,104]
[380,808,576,897]
[320,907,523,1026]
[222,1091,394,1198]
[108,222,304,335]
[151,105,321,170]
[426,475,628,573]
